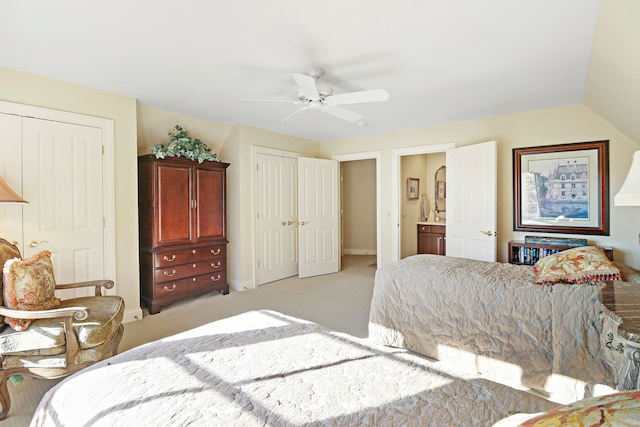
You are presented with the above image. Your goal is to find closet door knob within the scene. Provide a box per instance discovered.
[28,240,48,248]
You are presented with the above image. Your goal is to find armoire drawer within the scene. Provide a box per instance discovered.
[153,259,226,284]
[153,244,226,268]
[153,271,227,299]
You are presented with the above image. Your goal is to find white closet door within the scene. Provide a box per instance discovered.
[0,113,24,246]
[22,118,104,298]
[255,153,298,285]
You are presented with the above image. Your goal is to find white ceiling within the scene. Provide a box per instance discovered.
[0,0,601,142]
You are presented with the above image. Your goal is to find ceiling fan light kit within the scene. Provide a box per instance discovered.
[242,67,389,124]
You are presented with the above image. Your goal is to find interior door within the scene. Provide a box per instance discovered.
[0,113,23,245]
[298,157,339,278]
[22,117,105,298]
[255,153,298,285]
[446,140,497,261]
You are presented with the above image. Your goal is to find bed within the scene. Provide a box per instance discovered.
[31,310,557,426]
[368,253,619,404]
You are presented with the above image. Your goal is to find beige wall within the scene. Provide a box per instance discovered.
[0,67,141,317]
[585,0,640,143]
[4,67,639,303]
[319,104,640,269]
[342,159,376,255]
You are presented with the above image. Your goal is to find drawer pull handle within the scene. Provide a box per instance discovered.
[211,248,221,255]
[211,261,221,268]
[164,255,176,262]
[211,274,221,281]
[164,270,176,277]
[163,284,176,292]
[193,277,197,282]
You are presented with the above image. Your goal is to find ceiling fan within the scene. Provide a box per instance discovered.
[241,67,389,123]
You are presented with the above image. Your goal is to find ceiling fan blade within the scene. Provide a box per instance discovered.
[240,98,301,104]
[324,89,389,106]
[281,106,311,122]
[322,105,363,123]
[292,73,320,101]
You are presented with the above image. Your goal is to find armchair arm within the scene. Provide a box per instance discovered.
[0,306,89,321]
[55,279,114,296]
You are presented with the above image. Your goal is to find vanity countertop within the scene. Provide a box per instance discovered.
[417,221,446,226]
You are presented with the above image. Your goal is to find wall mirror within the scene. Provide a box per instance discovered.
[434,165,446,213]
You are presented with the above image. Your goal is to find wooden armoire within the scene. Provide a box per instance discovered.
[138,155,229,314]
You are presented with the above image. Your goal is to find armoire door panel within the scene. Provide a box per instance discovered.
[156,164,192,245]
[195,168,225,241]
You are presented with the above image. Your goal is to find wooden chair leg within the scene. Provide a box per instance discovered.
[0,374,11,420]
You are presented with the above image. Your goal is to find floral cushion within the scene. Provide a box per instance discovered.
[3,250,61,331]
[518,390,640,426]
[0,238,22,324]
[534,246,621,285]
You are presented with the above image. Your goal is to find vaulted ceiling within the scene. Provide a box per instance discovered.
[1,0,638,144]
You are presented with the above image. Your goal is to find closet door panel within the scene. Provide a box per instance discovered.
[0,113,23,247]
[22,118,104,297]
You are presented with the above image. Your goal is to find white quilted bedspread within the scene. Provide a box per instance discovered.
[368,255,612,403]
[31,310,556,427]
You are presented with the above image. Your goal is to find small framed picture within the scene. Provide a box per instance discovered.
[407,177,419,200]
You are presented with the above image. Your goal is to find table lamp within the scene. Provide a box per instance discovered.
[615,151,640,207]
[0,176,27,204]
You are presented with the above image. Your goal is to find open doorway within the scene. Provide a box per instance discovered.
[332,151,381,269]
[391,143,456,261]
[341,159,377,265]
[399,152,446,259]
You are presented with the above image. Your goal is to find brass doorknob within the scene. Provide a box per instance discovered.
[480,231,495,236]
[28,240,48,247]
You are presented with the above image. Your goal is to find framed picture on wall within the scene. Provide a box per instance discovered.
[513,140,610,235]
[407,177,419,200]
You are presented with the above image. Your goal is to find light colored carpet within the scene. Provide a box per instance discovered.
[4,255,376,426]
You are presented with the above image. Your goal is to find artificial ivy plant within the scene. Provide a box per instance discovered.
[152,125,220,163]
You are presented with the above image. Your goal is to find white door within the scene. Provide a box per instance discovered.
[298,157,339,278]
[446,140,497,261]
[22,118,104,298]
[255,153,298,285]
[0,113,24,244]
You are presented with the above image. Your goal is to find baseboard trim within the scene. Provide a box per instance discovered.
[343,249,377,256]
[123,307,144,323]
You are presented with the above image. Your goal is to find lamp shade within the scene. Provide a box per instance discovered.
[615,151,640,206]
[0,176,27,203]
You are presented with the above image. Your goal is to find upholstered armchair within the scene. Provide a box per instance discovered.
[0,238,124,419]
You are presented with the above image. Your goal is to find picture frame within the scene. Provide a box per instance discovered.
[437,181,446,200]
[407,177,419,200]
[513,140,609,235]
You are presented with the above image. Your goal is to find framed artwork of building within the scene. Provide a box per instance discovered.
[513,140,610,235]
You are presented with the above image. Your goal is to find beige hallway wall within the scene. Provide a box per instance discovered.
[342,159,376,255]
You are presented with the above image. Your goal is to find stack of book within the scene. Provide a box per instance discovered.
[523,236,588,247]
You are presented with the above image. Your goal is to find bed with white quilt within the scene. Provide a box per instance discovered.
[31,310,557,427]
[368,251,625,404]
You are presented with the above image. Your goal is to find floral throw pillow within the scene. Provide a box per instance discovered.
[534,246,621,285]
[519,390,640,426]
[3,250,61,331]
